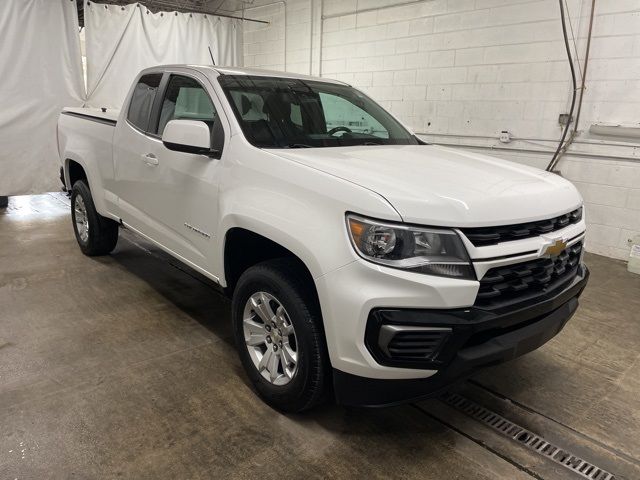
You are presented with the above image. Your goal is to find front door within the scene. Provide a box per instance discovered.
[114,71,226,276]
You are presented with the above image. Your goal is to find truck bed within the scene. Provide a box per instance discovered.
[58,107,121,197]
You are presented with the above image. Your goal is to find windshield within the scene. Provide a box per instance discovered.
[218,75,419,148]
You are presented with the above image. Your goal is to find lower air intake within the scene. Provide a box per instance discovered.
[379,325,451,361]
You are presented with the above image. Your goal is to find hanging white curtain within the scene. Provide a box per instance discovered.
[85,2,243,109]
[0,0,85,195]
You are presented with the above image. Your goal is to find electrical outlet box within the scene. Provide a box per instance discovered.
[499,131,511,143]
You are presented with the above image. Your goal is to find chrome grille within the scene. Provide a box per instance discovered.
[462,208,582,246]
[475,241,583,308]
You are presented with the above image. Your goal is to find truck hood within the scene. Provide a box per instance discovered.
[268,144,582,227]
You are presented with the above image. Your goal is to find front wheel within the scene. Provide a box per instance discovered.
[232,259,329,412]
[71,180,119,256]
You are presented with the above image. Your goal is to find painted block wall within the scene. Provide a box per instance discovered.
[236,0,640,261]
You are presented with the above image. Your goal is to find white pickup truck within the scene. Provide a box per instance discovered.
[58,65,589,412]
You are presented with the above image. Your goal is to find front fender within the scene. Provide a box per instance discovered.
[214,154,401,286]
[217,213,331,287]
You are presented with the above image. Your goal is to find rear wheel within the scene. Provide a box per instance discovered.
[232,259,329,412]
[71,180,119,256]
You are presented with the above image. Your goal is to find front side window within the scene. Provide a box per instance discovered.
[218,75,418,148]
[127,73,162,132]
[156,75,218,136]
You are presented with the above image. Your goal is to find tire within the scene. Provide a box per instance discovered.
[0,196,8,209]
[71,180,119,256]
[232,258,329,412]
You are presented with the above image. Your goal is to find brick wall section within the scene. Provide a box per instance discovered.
[238,0,640,261]
[243,0,313,73]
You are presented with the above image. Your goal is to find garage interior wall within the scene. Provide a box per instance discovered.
[240,0,640,261]
[85,1,244,109]
[0,0,85,196]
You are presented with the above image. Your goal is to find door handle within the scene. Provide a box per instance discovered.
[142,153,159,166]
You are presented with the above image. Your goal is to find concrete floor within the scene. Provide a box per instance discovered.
[1,193,639,480]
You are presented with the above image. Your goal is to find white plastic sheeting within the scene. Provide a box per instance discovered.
[0,0,85,195]
[85,2,243,109]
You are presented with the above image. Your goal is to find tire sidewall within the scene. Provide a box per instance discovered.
[71,180,109,255]
[232,267,320,410]
[71,182,92,250]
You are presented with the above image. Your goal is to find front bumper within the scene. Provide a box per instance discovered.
[332,264,589,407]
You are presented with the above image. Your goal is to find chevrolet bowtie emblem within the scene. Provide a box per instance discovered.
[542,239,567,257]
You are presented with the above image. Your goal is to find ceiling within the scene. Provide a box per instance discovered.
[77,0,251,26]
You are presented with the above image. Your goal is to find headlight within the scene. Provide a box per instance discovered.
[346,214,475,279]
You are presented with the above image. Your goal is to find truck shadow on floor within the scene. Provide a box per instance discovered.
[107,230,235,343]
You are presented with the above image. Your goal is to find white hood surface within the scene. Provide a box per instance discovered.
[270,144,582,227]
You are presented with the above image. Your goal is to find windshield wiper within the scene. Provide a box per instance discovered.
[286,143,314,148]
[362,141,384,146]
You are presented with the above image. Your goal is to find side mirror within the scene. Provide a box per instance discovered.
[162,120,217,156]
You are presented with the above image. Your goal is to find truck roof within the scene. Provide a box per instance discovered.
[144,64,350,86]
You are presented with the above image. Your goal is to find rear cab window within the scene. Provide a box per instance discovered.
[127,73,163,132]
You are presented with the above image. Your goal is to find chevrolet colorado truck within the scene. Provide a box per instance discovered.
[57,65,589,412]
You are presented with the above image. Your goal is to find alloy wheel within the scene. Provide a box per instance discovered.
[74,195,89,243]
[242,291,298,386]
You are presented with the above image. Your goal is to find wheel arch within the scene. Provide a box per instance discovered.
[222,226,319,301]
[63,156,112,218]
[65,158,89,189]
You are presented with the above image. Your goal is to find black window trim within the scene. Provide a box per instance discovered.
[61,110,117,127]
[126,72,164,135]
[147,72,171,139]
[124,72,169,140]
[156,72,220,137]
[126,70,225,158]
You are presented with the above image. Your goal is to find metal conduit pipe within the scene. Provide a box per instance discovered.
[572,0,596,137]
[546,0,597,171]
[425,141,640,163]
[418,132,640,149]
[322,0,429,19]
[546,0,578,172]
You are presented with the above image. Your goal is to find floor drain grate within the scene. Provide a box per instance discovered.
[441,392,616,480]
